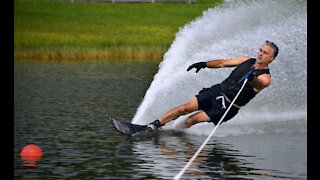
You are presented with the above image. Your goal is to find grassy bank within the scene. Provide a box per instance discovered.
[14,0,223,61]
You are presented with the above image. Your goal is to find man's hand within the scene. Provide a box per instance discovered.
[187,62,206,73]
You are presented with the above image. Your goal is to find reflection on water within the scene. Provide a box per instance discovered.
[124,130,306,179]
[14,61,306,179]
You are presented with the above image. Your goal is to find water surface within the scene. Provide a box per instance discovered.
[14,61,306,179]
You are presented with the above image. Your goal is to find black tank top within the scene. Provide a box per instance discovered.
[220,58,270,106]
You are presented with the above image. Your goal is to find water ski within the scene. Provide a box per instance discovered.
[111,119,154,137]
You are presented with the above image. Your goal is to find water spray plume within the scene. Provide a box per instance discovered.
[132,0,307,137]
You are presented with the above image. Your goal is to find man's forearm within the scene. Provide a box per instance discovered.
[205,60,226,68]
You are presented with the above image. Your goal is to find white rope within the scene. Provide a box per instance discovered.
[174,78,249,180]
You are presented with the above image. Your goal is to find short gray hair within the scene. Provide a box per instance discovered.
[265,40,279,58]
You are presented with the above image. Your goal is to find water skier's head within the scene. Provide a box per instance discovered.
[257,40,279,64]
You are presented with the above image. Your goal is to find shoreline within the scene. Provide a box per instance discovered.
[14,50,164,61]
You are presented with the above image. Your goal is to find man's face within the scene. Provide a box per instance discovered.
[256,44,275,64]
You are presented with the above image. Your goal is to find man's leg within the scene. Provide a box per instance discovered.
[157,97,199,126]
[177,111,211,128]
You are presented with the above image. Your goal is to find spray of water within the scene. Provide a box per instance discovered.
[132,0,307,136]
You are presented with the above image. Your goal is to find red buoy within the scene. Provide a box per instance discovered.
[20,144,42,165]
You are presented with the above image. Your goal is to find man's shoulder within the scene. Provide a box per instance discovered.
[257,74,271,87]
[237,56,255,65]
[232,56,254,65]
[246,57,256,62]
[239,56,253,61]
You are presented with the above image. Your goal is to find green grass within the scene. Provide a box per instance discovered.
[14,0,223,61]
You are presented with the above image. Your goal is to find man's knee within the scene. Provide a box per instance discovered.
[188,112,210,124]
[185,116,198,125]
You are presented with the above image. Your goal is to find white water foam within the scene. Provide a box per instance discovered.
[132,0,307,137]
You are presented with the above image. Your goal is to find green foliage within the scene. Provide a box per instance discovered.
[14,0,223,60]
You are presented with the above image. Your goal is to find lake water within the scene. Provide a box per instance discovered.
[14,61,307,179]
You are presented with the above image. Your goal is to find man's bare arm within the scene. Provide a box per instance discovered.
[205,56,251,68]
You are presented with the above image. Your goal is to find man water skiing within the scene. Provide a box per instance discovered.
[147,41,279,129]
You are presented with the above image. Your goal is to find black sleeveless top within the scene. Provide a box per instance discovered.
[220,58,270,106]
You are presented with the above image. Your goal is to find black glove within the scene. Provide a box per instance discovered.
[187,62,206,73]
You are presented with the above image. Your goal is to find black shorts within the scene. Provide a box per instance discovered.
[196,84,239,125]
